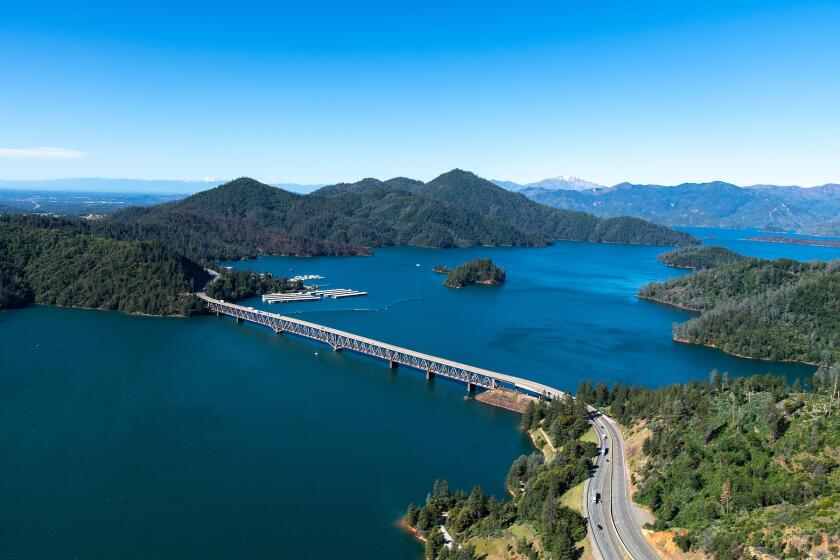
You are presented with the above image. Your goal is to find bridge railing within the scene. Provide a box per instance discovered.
[199,293,564,399]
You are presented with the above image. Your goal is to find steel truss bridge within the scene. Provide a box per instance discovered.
[198,293,564,399]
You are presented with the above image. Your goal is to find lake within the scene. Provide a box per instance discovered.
[1,227,837,559]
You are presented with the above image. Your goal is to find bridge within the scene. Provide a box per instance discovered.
[197,293,564,399]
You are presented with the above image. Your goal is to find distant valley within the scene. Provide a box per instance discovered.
[494,178,840,234]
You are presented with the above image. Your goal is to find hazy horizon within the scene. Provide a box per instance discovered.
[0,174,837,195]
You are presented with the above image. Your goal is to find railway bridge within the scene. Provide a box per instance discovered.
[197,293,564,399]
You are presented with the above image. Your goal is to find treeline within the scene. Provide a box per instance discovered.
[443,258,506,288]
[204,268,303,301]
[0,215,207,315]
[639,254,840,364]
[104,172,697,262]
[405,396,597,560]
[578,370,840,559]
[657,245,747,269]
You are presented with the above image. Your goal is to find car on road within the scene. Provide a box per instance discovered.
[592,492,601,504]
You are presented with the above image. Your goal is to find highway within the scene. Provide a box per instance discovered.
[586,411,661,560]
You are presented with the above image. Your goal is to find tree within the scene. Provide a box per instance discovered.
[425,527,445,559]
[720,480,732,516]
[405,503,418,527]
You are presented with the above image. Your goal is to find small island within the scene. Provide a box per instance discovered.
[656,245,746,269]
[442,258,506,288]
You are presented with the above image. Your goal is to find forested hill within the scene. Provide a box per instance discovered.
[0,215,208,315]
[108,171,696,261]
[581,372,840,559]
[414,170,698,246]
[657,245,748,269]
[639,253,840,364]
[109,176,541,260]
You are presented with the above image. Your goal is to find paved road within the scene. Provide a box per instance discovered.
[586,412,661,560]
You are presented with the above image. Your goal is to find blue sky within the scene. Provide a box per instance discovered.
[1,0,838,186]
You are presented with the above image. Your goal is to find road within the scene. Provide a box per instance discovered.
[585,411,661,560]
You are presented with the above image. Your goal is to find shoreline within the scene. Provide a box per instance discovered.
[672,338,820,366]
[638,295,819,367]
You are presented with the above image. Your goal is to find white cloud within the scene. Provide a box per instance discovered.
[0,147,88,159]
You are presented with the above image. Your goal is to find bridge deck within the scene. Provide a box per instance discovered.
[197,293,564,399]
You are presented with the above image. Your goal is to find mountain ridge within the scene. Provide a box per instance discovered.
[106,170,696,261]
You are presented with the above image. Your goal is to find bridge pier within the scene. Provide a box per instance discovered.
[426,368,435,380]
[215,311,220,317]
[235,317,242,323]
[388,359,397,369]
[467,381,476,393]
[333,346,342,352]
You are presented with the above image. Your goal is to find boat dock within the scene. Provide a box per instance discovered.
[313,288,368,299]
[262,292,320,303]
[261,288,367,303]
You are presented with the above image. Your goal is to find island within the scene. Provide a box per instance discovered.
[442,259,506,288]
[656,245,747,269]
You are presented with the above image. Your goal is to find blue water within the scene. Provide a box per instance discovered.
[222,228,834,391]
[1,227,836,559]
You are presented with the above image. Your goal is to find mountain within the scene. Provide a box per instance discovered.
[107,171,696,261]
[108,176,541,260]
[513,180,840,232]
[493,175,602,192]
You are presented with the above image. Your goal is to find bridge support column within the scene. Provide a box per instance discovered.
[235,317,242,323]
[215,311,220,317]
[388,359,397,369]
[467,382,476,393]
[333,346,342,352]
[426,369,435,380]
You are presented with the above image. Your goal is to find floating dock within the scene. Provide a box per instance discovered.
[313,288,368,299]
[262,292,320,303]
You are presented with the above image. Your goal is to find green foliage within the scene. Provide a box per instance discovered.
[0,215,208,316]
[443,258,506,288]
[405,396,596,560]
[657,245,748,269]
[639,254,840,364]
[107,173,697,262]
[580,373,840,559]
[204,268,302,301]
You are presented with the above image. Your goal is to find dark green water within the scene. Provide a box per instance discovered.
[1,228,835,559]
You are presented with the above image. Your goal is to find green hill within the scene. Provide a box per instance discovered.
[109,171,696,261]
[110,176,541,260]
[0,215,208,315]
[657,246,749,269]
[639,255,840,364]
[419,170,698,246]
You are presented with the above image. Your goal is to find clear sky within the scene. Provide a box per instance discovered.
[1,0,838,187]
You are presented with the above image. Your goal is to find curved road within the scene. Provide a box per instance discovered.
[585,411,660,560]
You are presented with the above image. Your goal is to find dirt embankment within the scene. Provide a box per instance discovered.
[623,421,709,560]
[475,388,537,413]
